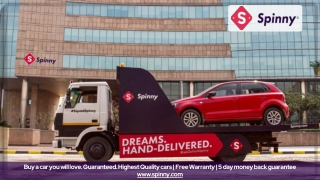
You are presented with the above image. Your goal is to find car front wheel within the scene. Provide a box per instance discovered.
[181,109,201,127]
[263,108,284,125]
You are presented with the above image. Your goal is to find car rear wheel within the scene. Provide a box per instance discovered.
[263,108,284,125]
[181,109,201,127]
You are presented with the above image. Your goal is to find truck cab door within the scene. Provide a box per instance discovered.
[62,86,100,137]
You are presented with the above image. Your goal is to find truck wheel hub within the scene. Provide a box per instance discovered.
[89,143,105,159]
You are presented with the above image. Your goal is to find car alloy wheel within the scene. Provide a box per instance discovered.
[182,111,200,127]
[266,110,282,125]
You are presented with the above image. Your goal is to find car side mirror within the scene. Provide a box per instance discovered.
[207,91,216,98]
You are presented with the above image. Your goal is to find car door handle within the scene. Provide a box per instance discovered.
[260,97,266,100]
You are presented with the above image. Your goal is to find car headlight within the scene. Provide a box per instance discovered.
[172,103,178,108]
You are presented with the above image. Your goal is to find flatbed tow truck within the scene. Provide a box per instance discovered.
[52,65,320,162]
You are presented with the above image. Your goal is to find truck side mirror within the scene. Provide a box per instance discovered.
[65,101,71,108]
[207,91,216,98]
[66,89,71,96]
[65,89,71,108]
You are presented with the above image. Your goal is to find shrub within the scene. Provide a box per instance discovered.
[35,112,53,130]
[0,121,11,128]
[310,60,320,67]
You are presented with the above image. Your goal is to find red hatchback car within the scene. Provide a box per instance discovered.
[171,81,290,127]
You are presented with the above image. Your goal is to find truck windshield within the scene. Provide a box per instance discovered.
[70,89,80,108]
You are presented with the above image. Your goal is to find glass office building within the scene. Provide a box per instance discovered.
[0,0,20,78]
[62,0,320,97]
[0,0,320,127]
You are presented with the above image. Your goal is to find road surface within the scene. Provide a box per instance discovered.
[1,154,319,162]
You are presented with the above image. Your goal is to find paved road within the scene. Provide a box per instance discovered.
[270,146,320,151]
[1,154,319,162]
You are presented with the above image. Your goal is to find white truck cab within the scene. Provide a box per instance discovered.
[52,81,113,151]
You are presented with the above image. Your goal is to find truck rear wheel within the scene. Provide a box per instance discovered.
[83,136,114,162]
[209,154,246,162]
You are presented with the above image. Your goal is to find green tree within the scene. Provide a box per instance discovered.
[111,99,119,132]
[304,93,320,123]
[0,108,11,127]
[310,60,320,67]
[284,91,302,114]
[284,91,320,123]
[0,120,11,127]
[36,112,53,130]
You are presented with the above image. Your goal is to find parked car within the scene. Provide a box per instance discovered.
[171,81,290,127]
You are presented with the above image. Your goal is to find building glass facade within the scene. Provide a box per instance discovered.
[64,0,320,78]
[64,28,230,45]
[62,55,235,71]
[158,82,190,101]
[194,81,301,95]
[0,0,20,78]
[65,3,225,18]
[62,0,320,124]
[307,81,320,94]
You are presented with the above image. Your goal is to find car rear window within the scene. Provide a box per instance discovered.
[241,82,268,94]
[261,84,270,92]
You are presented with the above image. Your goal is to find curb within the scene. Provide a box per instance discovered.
[0,150,319,155]
[249,151,320,155]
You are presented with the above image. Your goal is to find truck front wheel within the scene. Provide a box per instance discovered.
[83,136,114,162]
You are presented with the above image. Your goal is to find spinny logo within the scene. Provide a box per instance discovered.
[123,91,134,103]
[24,54,35,65]
[257,13,297,26]
[24,53,57,65]
[231,6,252,30]
[228,5,302,32]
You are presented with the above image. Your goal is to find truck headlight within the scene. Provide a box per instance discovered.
[172,103,178,108]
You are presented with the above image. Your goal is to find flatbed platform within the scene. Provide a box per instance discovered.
[116,66,318,134]
[115,66,319,154]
